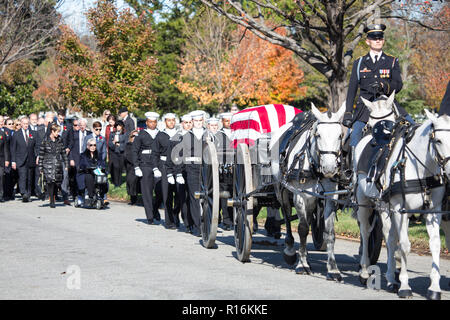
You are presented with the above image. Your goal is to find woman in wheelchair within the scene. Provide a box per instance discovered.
[76,138,108,208]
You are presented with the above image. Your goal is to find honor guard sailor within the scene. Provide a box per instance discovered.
[177,110,207,237]
[154,113,179,229]
[132,112,169,225]
[169,114,191,231]
[218,112,232,140]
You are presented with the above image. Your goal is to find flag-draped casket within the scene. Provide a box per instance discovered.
[230,104,302,148]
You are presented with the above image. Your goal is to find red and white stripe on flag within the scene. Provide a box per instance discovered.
[231,104,302,148]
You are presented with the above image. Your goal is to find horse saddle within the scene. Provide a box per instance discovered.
[357,120,395,186]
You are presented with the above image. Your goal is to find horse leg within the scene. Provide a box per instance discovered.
[391,209,412,298]
[425,213,442,300]
[281,189,296,266]
[356,187,371,285]
[441,218,450,287]
[380,210,400,292]
[324,198,342,282]
[294,194,311,274]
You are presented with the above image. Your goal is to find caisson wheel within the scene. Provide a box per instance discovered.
[200,139,220,248]
[233,143,254,262]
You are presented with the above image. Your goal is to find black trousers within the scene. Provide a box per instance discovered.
[47,181,58,204]
[17,165,33,197]
[4,166,13,199]
[219,181,233,226]
[140,166,155,221]
[176,176,190,227]
[109,153,124,187]
[153,170,175,226]
[185,164,201,229]
[0,166,4,199]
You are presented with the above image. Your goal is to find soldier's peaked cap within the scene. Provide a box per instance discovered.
[364,24,386,39]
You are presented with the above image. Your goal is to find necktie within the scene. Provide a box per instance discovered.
[374,55,378,64]
[25,130,29,144]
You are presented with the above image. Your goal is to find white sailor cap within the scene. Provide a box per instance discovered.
[144,112,160,120]
[181,114,192,122]
[190,110,205,120]
[206,117,219,124]
[219,112,233,120]
[163,113,177,120]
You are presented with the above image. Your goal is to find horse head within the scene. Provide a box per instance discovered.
[362,90,397,128]
[425,109,450,178]
[310,102,346,178]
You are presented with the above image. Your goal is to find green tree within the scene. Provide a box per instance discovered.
[57,0,159,117]
[0,60,45,117]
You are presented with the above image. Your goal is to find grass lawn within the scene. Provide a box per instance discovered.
[107,173,448,255]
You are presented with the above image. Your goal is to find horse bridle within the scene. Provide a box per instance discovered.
[312,121,343,172]
[430,127,450,172]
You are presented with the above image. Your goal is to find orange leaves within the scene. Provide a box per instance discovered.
[177,24,305,108]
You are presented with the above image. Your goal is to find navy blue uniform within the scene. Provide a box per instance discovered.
[345,52,406,124]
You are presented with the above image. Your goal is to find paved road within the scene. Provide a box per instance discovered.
[0,199,449,300]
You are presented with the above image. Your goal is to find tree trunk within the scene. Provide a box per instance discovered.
[327,69,348,112]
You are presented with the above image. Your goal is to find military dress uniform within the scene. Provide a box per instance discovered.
[169,119,190,231]
[343,24,410,147]
[178,111,206,237]
[132,113,167,224]
[215,127,234,229]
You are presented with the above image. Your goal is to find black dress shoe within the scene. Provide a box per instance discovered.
[165,224,176,230]
[185,225,193,234]
[147,219,154,225]
[22,195,29,202]
[50,203,56,209]
[191,226,202,237]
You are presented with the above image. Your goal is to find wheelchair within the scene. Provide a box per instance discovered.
[74,167,109,210]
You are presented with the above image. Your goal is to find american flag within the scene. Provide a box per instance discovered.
[231,104,302,148]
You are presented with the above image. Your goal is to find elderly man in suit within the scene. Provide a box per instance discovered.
[10,117,37,202]
[119,107,135,139]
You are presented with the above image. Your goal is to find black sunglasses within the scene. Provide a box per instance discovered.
[88,144,97,147]
[94,128,101,131]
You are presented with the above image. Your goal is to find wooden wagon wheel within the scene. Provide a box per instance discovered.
[311,199,327,251]
[233,143,254,262]
[199,139,220,249]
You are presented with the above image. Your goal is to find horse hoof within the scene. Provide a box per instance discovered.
[359,275,368,286]
[327,273,343,283]
[426,290,441,300]
[398,289,413,298]
[387,283,399,293]
[283,252,297,266]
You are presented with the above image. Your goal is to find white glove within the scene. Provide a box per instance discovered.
[135,167,143,177]
[167,175,175,185]
[153,168,162,178]
[176,174,185,185]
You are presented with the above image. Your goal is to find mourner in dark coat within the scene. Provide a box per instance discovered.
[10,117,37,202]
[124,130,140,205]
[0,128,10,202]
[38,123,69,208]
[119,107,135,140]
[108,120,127,187]
[78,140,107,204]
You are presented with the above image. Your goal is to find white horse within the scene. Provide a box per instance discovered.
[271,103,346,281]
[355,93,450,299]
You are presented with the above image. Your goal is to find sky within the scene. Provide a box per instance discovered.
[58,0,130,35]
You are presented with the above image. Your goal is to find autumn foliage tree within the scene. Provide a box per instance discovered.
[177,9,305,111]
[57,0,158,116]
